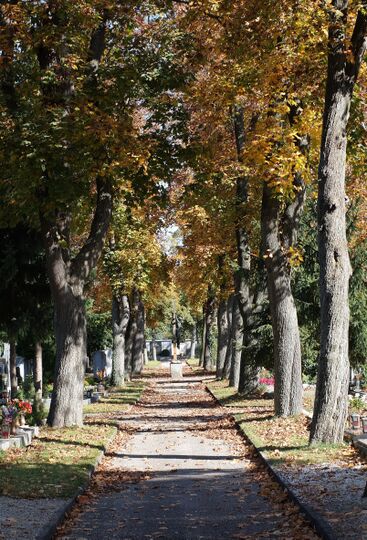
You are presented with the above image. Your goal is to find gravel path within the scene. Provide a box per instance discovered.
[277,463,367,539]
[57,376,318,540]
[0,496,70,540]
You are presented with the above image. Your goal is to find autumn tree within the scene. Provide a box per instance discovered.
[0,2,147,426]
[103,199,164,381]
[310,0,367,443]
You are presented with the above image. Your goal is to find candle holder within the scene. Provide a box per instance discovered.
[350,413,360,430]
[361,416,367,434]
[1,422,10,439]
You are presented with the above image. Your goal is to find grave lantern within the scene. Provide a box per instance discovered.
[350,413,360,430]
[1,422,10,439]
[361,417,367,434]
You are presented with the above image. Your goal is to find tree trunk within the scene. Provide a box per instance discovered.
[203,293,216,371]
[190,324,197,358]
[34,341,43,399]
[125,319,134,378]
[152,334,157,361]
[222,294,234,379]
[232,106,259,394]
[36,15,111,428]
[199,306,206,367]
[310,3,367,443]
[132,289,145,374]
[238,273,267,395]
[216,297,229,378]
[229,296,242,388]
[42,176,112,427]
[112,293,130,387]
[47,288,86,427]
[238,337,260,395]
[261,181,304,416]
[9,337,17,399]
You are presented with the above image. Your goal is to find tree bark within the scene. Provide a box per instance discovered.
[47,288,87,427]
[9,337,17,399]
[216,297,229,378]
[190,324,197,358]
[112,293,130,387]
[125,319,134,378]
[238,273,267,395]
[152,333,158,361]
[261,180,304,416]
[203,293,216,371]
[222,294,234,379]
[132,289,145,374]
[229,296,242,388]
[232,106,259,394]
[41,176,112,427]
[34,341,43,399]
[310,2,367,443]
[199,305,206,367]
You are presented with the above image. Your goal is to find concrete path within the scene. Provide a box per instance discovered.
[59,376,317,539]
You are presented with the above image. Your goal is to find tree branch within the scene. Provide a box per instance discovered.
[347,4,367,81]
[88,17,107,69]
[71,177,113,283]
[0,4,18,112]
[39,212,69,296]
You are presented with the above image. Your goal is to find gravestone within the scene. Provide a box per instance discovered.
[170,361,183,379]
[92,349,112,378]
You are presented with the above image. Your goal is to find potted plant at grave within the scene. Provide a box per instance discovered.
[1,401,18,435]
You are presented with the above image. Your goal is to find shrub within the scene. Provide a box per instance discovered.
[349,396,366,413]
[23,375,35,400]
[42,383,53,398]
[31,397,47,426]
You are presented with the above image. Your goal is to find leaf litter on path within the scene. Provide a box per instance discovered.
[55,370,320,540]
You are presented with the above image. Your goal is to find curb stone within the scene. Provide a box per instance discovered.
[36,395,142,540]
[205,385,335,540]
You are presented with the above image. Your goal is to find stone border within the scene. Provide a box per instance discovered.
[205,384,335,540]
[0,425,39,451]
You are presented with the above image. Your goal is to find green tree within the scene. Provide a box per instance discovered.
[0,2,148,426]
[0,226,52,398]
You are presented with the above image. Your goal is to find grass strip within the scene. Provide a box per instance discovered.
[145,360,162,369]
[83,381,144,415]
[207,380,356,467]
[186,358,209,374]
[0,382,145,499]
[186,358,199,367]
[0,424,116,499]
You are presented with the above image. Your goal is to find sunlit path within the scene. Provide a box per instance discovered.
[57,369,318,540]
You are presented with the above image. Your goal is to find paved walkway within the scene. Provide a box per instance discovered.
[59,375,318,539]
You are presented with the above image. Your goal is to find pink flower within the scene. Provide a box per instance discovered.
[259,377,275,385]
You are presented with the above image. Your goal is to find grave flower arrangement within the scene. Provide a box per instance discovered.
[18,400,32,415]
[259,377,275,386]
[1,401,19,437]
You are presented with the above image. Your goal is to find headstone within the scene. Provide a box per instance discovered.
[92,349,113,378]
[170,362,183,379]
